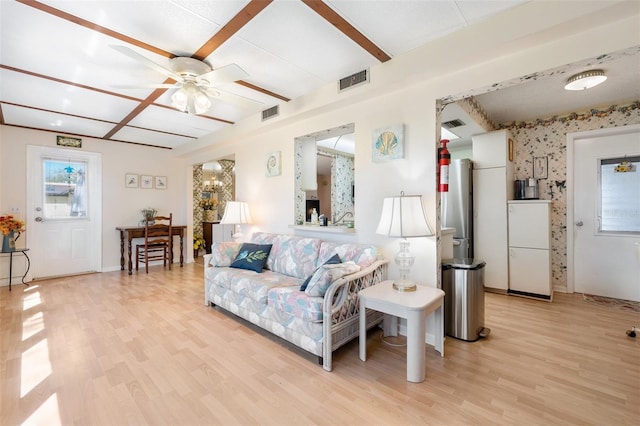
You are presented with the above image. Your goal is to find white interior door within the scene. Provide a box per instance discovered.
[26,146,102,279]
[573,128,640,301]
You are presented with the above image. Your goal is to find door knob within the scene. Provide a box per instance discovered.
[575,220,583,227]
[35,217,43,222]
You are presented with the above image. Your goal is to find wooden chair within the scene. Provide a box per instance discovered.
[136,213,173,273]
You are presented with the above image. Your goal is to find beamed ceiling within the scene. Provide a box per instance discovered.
[1,1,638,150]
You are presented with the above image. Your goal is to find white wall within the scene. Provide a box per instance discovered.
[176,1,640,290]
[0,126,187,271]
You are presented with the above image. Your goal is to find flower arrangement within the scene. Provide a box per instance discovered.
[193,234,206,251]
[199,199,218,210]
[140,208,157,219]
[0,215,25,236]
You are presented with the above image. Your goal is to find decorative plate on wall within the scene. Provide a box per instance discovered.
[266,151,281,177]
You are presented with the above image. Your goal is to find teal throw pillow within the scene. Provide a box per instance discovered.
[230,243,272,273]
[300,254,341,291]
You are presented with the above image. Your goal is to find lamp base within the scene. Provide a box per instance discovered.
[392,280,416,292]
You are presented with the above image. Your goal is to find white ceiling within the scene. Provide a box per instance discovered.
[1,1,638,150]
[1,0,528,149]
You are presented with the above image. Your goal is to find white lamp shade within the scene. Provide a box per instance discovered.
[220,201,252,225]
[376,194,433,237]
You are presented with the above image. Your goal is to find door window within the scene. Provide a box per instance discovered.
[42,158,89,219]
[599,155,640,233]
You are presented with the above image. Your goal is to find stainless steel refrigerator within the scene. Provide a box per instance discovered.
[441,158,474,259]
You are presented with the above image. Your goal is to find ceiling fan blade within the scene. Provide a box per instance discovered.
[112,84,179,89]
[110,45,184,82]
[205,88,263,109]
[197,64,249,87]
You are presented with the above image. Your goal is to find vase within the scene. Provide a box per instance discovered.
[2,231,16,252]
[203,210,216,222]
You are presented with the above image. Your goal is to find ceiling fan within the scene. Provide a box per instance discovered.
[111,45,262,114]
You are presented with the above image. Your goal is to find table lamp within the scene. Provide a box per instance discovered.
[220,201,252,243]
[376,192,434,292]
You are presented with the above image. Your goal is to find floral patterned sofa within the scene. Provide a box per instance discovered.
[203,232,388,371]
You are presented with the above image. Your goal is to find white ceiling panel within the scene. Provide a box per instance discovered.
[112,125,197,148]
[1,2,169,93]
[41,0,232,55]
[0,69,141,122]
[229,1,378,84]
[327,0,463,55]
[2,104,116,138]
[128,105,230,139]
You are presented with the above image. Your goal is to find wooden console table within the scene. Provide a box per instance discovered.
[116,225,186,275]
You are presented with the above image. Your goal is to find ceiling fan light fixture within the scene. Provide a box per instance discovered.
[171,87,189,112]
[564,69,607,91]
[193,90,211,115]
[170,82,211,114]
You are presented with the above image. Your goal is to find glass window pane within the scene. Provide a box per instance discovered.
[43,159,88,219]
[599,156,640,233]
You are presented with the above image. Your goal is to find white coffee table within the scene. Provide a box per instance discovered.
[359,280,445,383]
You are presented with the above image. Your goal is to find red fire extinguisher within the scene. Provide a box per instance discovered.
[438,139,450,192]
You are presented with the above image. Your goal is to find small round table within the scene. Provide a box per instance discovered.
[1,248,30,291]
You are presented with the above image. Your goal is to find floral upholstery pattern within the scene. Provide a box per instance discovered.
[268,286,324,322]
[317,242,378,269]
[209,242,241,267]
[304,261,361,297]
[251,232,320,279]
[206,266,302,304]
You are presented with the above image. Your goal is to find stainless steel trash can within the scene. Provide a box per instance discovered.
[442,258,490,341]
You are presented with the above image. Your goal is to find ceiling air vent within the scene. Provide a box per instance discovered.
[261,105,279,121]
[338,69,369,92]
[442,119,466,129]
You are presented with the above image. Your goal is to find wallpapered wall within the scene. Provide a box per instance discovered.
[295,147,354,224]
[501,101,640,289]
[330,152,354,222]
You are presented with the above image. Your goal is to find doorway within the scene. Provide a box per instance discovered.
[568,125,640,301]
[26,146,102,279]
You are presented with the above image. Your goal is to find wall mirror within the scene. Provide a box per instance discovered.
[294,123,355,227]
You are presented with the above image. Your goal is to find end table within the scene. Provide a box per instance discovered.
[359,280,444,383]
[1,248,30,291]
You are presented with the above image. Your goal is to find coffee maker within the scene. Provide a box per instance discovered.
[514,178,539,200]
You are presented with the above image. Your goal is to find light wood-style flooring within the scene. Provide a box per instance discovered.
[1,262,639,425]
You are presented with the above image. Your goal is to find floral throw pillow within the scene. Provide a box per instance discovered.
[210,242,241,267]
[230,243,272,273]
[304,261,360,297]
[300,253,341,291]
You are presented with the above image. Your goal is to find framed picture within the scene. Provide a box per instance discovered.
[533,156,548,179]
[140,175,153,189]
[372,124,404,162]
[125,173,138,188]
[155,176,167,189]
[508,138,514,161]
[57,135,82,148]
[265,151,281,176]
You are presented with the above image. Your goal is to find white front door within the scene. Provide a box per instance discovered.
[26,146,102,279]
[571,126,640,301]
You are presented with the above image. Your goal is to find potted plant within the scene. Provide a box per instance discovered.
[139,208,157,225]
[199,199,218,222]
[193,234,206,258]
